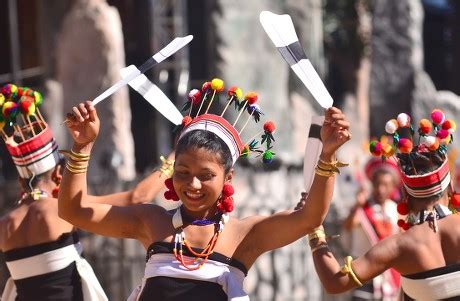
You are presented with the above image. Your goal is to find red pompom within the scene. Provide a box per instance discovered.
[217,197,234,213]
[222,183,234,197]
[164,178,174,190]
[402,223,411,231]
[188,89,201,105]
[418,119,432,135]
[397,219,405,228]
[202,82,211,91]
[397,202,409,215]
[451,193,460,207]
[398,138,413,153]
[52,187,59,198]
[263,121,276,133]
[244,92,258,105]
[182,116,193,127]
[164,190,179,201]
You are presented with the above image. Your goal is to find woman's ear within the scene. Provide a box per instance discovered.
[52,164,63,184]
[225,168,234,183]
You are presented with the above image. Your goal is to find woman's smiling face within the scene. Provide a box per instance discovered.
[173,147,232,214]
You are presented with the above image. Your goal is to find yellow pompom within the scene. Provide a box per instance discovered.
[211,78,224,92]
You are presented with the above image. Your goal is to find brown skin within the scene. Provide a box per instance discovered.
[343,171,397,231]
[302,192,460,294]
[0,153,172,252]
[58,101,351,269]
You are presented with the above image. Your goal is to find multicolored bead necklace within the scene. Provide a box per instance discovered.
[172,206,229,270]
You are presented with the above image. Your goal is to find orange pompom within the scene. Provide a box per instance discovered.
[182,116,193,127]
[397,138,413,153]
[263,121,276,133]
[418,119,432,135]
[244,92,258,105]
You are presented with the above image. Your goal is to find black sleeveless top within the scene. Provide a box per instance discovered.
[3,232,83,301]
[139,242,247,301]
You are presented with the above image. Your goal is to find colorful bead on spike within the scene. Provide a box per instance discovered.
[442,120,456,134]
[385,119,398,134]
[33,91,43,107]
[369,141,383,156]
[19,96,36,116]
[418,119,432,135]
[202,82,211,92]
[182,116,193,127]
[0,93,5,106]
[397,138,413,153]
[189,89,201,105]
[241,145,250,158]
[436,129,449,140]
[431,109,445,125]
[2,101,19,119]
[211,78,224,92]
[227,86,242,101]
[262,150,274,163]
[2,84,18,100]
[382,144,395,158]
[245,92,258,105]
[397,113,411,128]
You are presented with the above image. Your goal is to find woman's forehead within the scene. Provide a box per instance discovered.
[176,148,223,167]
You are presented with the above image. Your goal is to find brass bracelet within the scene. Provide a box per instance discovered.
[315,165,336,177]
[60,150,90,163]
[159,155,174,178]
[317,159,349,174]
[66,160,89,174]
[340,256,363,287]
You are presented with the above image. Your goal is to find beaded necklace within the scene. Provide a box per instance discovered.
[407,204,452,232]
[172,206,229,270]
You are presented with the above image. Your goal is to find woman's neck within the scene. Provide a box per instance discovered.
[181,205,219,221]
[409,196,449,213]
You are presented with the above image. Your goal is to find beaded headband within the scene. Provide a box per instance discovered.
[0,84,60,178]
[369,110,456,198]
[177,78,276,165]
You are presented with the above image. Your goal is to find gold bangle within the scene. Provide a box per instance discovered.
[340,256,363,287]
[159,155,174,178]
[60,150,90,162]
[315,166,336,177]
[311,243,329,253]
[317,159,349,174]
[308,227,326,241]
[66,161,88,174]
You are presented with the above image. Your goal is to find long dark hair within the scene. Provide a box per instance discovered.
[176,130,233,174]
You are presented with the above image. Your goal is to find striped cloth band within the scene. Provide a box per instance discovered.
[402,159,450,198]
[179,114,243,164]
[5,123,60,179]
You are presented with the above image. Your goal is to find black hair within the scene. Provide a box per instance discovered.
[22,157,65,191]
[176,130,233,174]
[396,151,445,175]
[397,151,446,202]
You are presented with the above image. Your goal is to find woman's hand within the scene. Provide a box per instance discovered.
[320,107,351,159]
[65,101,100,152]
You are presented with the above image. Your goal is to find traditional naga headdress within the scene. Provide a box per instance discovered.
[0,83,59,179]
[369,110,459,229]
[177,78,276,166]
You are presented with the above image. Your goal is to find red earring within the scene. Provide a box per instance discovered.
[217,183,235,213]
[164,178,179,201]
[396,199,410,230]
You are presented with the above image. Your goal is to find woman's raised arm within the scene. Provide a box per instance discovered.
[58,101,157,241]
[241,107,351,258]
